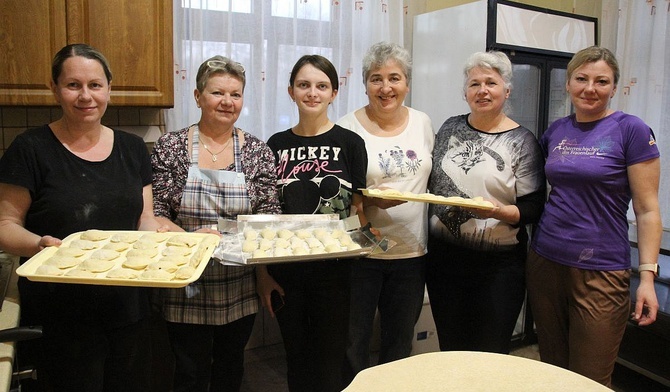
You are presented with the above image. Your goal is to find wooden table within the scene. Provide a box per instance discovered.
[343,351,613,391]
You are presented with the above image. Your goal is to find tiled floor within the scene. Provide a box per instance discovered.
[240,343,670,392]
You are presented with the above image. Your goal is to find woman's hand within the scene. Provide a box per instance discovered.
[464,199,521,226]
[632,278,659,326]
[194,227,222,236]
[368,197,407,210]
[38,235,62,251]
[256,266,285,318]
[463,198,501,219]
[363,187,407,210]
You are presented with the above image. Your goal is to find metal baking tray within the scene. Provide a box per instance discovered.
[16,231,220,288]
[214,214,376,265]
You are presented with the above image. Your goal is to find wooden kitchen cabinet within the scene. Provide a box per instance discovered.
[0,0,173,107]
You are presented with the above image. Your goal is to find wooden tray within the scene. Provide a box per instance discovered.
[16,231,220,288]
[361,189,495,210]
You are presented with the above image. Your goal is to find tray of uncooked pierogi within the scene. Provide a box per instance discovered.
[213,214,378,265]
[16,230,221,288]
[361,188,495,210]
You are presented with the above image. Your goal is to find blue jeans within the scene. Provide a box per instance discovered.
[345,256,426,382]
[268,259,351,392]
[426,240,526,354]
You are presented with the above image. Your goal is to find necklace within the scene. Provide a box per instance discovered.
[199,131,233,162]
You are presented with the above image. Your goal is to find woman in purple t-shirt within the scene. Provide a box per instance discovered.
[528,46,661,388]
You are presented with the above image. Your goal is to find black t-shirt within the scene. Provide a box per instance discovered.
[0,125,152,330]
[266,124,368,219]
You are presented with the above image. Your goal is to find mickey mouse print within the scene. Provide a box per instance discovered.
[267,125,368,220]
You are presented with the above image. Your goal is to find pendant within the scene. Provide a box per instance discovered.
[211,154,218,162]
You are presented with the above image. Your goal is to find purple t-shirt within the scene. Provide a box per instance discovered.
[531,111,659,270]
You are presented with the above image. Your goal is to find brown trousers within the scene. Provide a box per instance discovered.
[526,249,630,388]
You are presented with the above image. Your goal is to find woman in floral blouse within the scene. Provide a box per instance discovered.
[151,56,281,392]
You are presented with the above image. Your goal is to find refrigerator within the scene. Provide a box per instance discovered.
[411,0,597,137]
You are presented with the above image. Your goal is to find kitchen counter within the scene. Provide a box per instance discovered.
[0,256,20,392]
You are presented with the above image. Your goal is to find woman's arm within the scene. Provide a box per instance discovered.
[137,185,177,232]
[0,183,61,257]
[243,136,282,215]
[628,157,661,326]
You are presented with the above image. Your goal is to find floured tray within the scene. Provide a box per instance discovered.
[16,230,220,287]
[361,189,495,210]
[215,214,376,265]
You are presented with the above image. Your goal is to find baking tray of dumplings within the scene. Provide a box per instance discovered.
[214,214,377,265]
[361,189,495,210]
[16,230,221,288]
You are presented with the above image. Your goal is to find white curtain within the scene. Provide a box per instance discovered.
[612,0,669,228]
[166,0,404,142]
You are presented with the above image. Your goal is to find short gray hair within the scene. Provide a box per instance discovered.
[462,51,513,95]
[195,55,246,93]
[362,42,412,84]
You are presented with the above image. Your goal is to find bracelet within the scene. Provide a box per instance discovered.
[638,263,659,277]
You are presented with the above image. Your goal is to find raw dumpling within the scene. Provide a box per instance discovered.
[103,242,130,252]
[55,247,86,258]
[293,247,309,256]
[295,229,312,239]
[133,240,159,250]
[243,229,259,241]
[174,266,196,280]
[64,269,97,278]
[338,235,353,246]
[252,249,269,258]
[167,235,199,248]
[44,256,82,269]
[106,268,139,279]
[35,265,64,276]
[109,232,141,243]
[140,233,171,243]
[69,239,100,250]
[259,239,274,251]
[162,246,192,257]
[79,259,116,273]
[159,255,189,266]
[122,257,153,270]
[277,229,294,239]
[306,238,322,249]
[260,228,276,240]
[325,244,342,253]
[330,229,345,240]
[273,248,292,257]
[147,261,179,273]
[80,229,110,241]
[274,238,290,249]
[313,228,328,241]
[89,249,120,261]
[126,248,159,258]
[242,240,259,253]
[140,269,173,281]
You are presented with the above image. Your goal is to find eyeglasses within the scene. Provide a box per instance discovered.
[206,59,246,74]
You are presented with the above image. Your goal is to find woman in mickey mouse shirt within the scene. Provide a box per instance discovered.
[258,54,370,392]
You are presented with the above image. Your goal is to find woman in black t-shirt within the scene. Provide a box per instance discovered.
[0,44,164,391]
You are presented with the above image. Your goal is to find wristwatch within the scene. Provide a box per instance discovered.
[638,263,660,277]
